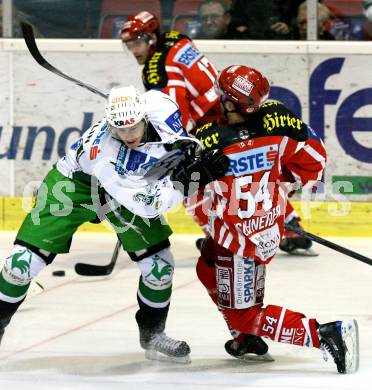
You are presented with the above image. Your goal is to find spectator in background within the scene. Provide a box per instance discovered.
[197,0,237,39]
[229,0,291,40]
[294,1,336,40]
[363,0,372,22]
[363,0,372,39]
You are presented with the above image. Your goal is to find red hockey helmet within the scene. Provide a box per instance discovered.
[215,65,270,113]
[120,11,160,43]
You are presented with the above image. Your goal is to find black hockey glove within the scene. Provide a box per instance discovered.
[171,149,230,196]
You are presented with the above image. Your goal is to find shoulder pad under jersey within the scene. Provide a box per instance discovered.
[194,122,241,151]
[142,32,189,90]
[258,101,308,142]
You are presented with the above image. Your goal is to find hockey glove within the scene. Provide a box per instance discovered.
[171,149,230,196]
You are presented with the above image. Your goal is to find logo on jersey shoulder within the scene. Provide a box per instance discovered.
[262,111,303,133]
[89,145,101,160]
[164,31,181,40]
[70,138,82,151]
[174,43,202,68]
[195,122,213,136]
[92,126,107,146]
[144,51,162,86]
[165,110,185,134]
[228,145,278,176]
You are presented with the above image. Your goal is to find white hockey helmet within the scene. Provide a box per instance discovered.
[105,86,146,129]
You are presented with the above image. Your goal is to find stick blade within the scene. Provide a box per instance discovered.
[74,262,114,276]
[21,21,46,66]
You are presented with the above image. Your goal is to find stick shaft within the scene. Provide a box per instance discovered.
[285,223,372,266]
[21,22,107,99]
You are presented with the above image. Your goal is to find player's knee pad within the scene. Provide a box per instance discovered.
[137,247,175,289]
[0,245,47,303]
[136,246,175,308]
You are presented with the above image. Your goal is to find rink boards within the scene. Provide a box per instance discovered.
[0,197,370,237]
[0,39,371,236]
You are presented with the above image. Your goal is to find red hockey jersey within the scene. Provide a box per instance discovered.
[194,101,327,263]
[142,31,221,132]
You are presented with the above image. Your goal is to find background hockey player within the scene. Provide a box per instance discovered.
[120,11,316,256]
[121,11,221,133]
[193,65,359,373]
[0,86,228,363]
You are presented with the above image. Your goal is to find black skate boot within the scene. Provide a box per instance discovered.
[225,334,274,362]
[0,299,24,347]
[318,320,359,374]
[280,217,318,256]
[0,314,14,345]
[136,299,191,363]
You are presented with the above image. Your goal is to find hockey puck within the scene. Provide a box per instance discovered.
[52,270,65,277]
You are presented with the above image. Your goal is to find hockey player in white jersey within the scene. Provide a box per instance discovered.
[0,86,229,362]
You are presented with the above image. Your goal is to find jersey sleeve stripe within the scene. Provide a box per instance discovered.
[222,232,233,248]
[274,307,287,342]
[218,224,227,245]
[167,80,186,87]
[303,144,326,166]
[184,78,199,97]
[190,100,204,117]
[165,65,183,74]
[278,136,289,158]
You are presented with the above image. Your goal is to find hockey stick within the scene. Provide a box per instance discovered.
[74,239,121,276]
[285,223,372,266]
[21,22,122,276]
[21,22,108,99]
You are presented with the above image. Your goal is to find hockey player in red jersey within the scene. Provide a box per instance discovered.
[188,65,359,373]
[121,11,221,133]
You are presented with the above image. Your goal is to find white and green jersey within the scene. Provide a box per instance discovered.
[57,90,199,218]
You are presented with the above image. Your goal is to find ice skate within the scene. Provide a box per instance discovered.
[318,320,359,374]
[142,332,191,364]
[225,334,274,362]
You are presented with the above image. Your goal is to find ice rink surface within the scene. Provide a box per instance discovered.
[0,232,371,390]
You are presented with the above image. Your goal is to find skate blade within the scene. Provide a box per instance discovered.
[145,349,191,364]
[287,248,319,257]
[342,319,359,373]
[233,352,275,363]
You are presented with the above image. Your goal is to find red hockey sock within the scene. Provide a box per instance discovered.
[257,305,320,348]
[222,304,320,348]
